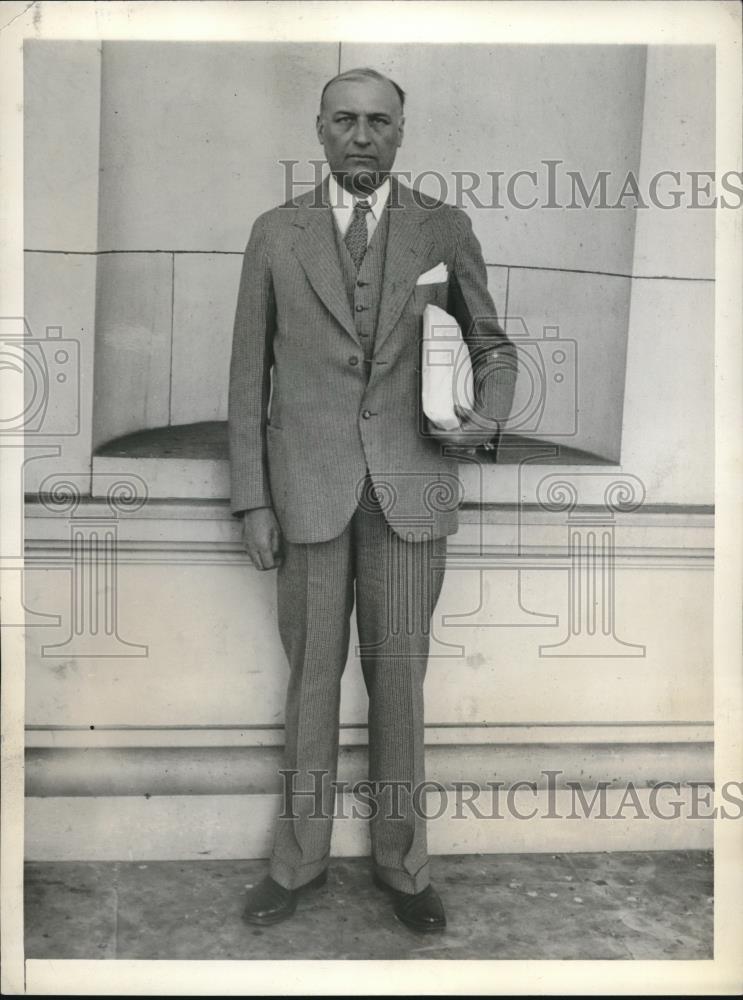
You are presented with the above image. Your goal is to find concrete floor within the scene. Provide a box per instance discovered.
[25,850,713,960]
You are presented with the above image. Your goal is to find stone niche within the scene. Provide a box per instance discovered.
[23,42,713,508]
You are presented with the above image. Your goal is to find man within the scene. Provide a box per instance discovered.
[228,67,516,933]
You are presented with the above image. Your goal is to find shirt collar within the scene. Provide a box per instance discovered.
[328,172,390,222]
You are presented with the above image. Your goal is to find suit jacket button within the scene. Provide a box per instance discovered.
[361,409,372,419]
[349,356,359,366]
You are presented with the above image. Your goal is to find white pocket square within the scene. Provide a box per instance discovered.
[416,262,448,285]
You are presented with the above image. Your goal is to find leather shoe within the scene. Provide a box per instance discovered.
[373,872,447,932]
[242,870,327,926]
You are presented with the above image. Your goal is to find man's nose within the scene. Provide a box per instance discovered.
[352,120,372,146]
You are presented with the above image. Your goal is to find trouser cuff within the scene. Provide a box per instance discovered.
[269,854,329,891]
[373,860,430,895]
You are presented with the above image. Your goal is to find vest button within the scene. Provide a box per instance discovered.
[349,356,359,366]
[361,410,372,419]
[357,280,369,287]
[355,304,366,313]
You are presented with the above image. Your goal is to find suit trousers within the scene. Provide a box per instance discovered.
[268,474,448,894]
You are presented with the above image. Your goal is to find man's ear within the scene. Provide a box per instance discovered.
[397,116,405,148]
[316,114,324,144]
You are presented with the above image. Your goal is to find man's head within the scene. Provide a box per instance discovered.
[317,68,405,196]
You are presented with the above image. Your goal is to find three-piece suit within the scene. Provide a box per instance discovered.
[228,174,516,893]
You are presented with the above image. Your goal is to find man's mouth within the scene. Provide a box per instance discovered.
[347,154,376,161]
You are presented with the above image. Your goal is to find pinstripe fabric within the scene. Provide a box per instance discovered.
[336,200,389,360]
[227,176,518,543]
[269,473,447,893]
[228,176,517,895]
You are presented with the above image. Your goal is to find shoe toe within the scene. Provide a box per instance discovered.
[242,877,294,925]
[395,885,447,931]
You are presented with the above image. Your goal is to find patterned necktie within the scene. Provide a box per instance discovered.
[344,199,372,270]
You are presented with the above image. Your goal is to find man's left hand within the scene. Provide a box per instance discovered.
[429,410,499,451]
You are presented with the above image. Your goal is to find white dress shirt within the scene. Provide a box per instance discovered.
[328,172,391,242]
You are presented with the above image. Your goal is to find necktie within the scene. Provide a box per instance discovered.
[344,200,372,270]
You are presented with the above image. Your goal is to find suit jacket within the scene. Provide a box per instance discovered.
[228,176,517,543]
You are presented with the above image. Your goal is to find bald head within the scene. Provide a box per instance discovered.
[320,67,405,114]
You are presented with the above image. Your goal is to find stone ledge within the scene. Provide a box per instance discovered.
[25,789,714,861]
[25,741,714,797]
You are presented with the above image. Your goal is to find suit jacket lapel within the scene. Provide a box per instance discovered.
[291,177,434,351]
[291,181,360,345]
[374,181,435,354]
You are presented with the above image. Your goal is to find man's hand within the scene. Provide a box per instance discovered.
[429,410,499,451]
[241,507,283,570]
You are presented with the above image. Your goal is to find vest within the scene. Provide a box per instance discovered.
[334,204,390,363]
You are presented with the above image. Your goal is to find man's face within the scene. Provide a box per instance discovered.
[317,77,404,194]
